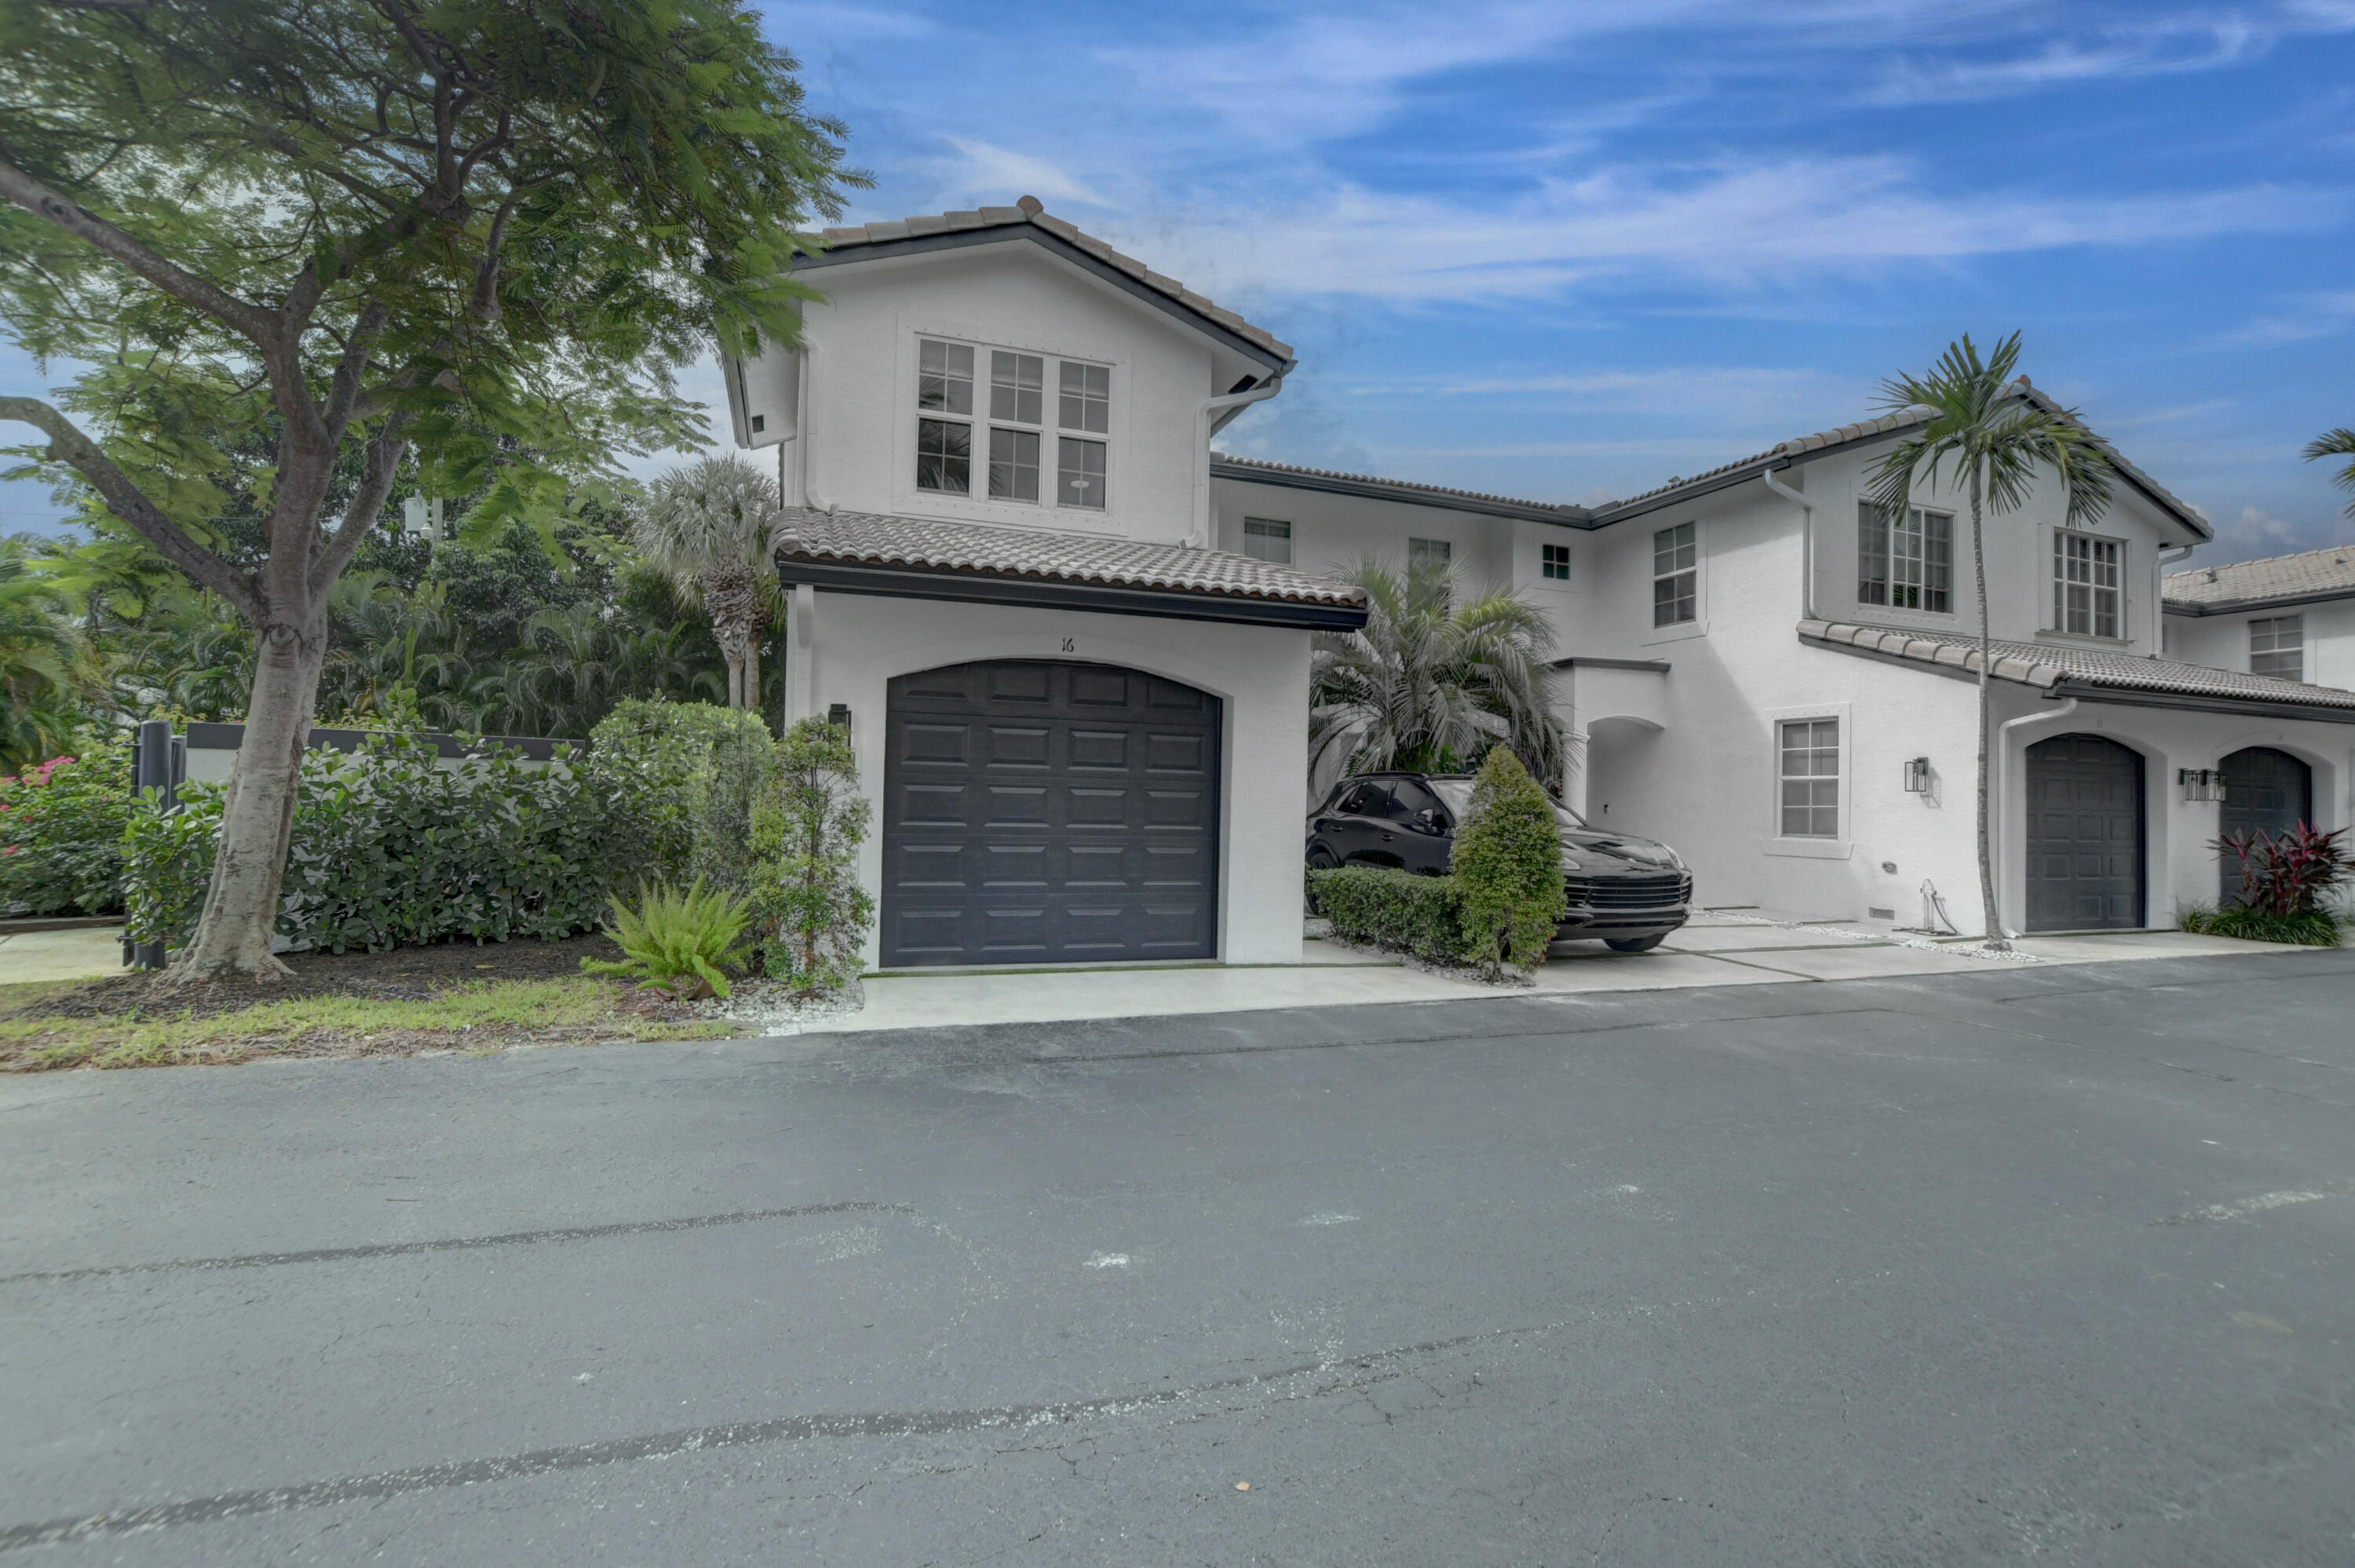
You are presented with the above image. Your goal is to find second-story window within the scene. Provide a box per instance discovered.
[1653,522,1697,626]
[1243,517,1292,563]
[2250,614,2304,680]
[1408,536,1452,569]
[1541,542,1572,581]
[1857,503,1952,612]
[2053,532,2121,638]
[918,337,1111,510]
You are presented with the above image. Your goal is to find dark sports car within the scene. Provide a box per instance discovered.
[1306,770,1693,952]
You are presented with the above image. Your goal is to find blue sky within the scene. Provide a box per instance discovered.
[7,1,2353,565]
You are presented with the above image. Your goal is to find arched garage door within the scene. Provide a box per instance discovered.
[2218,746,2313,904]
[881,660,1221,967]
[2024,734,2145,932]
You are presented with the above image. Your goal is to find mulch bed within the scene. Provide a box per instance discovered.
[12,932,630,1021]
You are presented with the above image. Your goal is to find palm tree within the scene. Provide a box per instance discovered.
[1868,333,2116,950]
[633,457,784,711]
[1309,556,1564,793]
[2302,428,2355,516]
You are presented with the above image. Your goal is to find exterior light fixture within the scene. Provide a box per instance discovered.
[2178,767,2223,803]
[1902,757,1931,793]
[827,702,853,741]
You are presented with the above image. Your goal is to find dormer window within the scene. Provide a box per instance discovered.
[916,336,1111,512]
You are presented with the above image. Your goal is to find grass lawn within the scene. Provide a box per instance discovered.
[0,935,739,1071]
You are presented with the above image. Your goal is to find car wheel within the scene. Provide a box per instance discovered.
[1605,933,1667,954]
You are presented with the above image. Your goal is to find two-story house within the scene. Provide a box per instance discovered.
[1214,397,2355,938]
[724,199,1367,971]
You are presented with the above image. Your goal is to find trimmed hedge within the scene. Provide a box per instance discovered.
[1451,748,1568,975]
[1310,866,1475,965]
[2178,903,2345,948]
[0,735,136,917]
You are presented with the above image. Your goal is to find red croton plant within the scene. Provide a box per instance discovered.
[2212,822,2354,917]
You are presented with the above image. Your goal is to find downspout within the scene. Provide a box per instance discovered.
[795,348,834,514]
[1190,373,1286,549]
[1760,461,1815,619]
[1991,696,2078,939]
[2155,542,2194,656]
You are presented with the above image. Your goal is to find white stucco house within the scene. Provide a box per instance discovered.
[1210,399,2355,938]
[723,198,1367,970]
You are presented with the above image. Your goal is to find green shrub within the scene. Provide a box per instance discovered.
[582,878,752,997]
[587,699,777,896]
[123,731,627,953]
[1448,747,1566,976]
[2178,903,2345,948]
[1310,866,1475,965]
[747,717,874,994]
[0,734,137,917]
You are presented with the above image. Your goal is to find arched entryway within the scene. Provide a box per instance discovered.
[2217,746,2313,904]
[880,659,1221,967]
[2024,734,2145,932]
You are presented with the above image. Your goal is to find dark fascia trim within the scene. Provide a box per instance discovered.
[798,228,1292,374]
[776,558,1370,630]
[1550,655,1671,673]
[2163,584,2355,617]
[2046,681,2355,727]
[1798,633,2355,724]
[1211,457,1589,526]
[184,722,586,760]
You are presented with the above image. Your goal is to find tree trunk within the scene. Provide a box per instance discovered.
[743,637,761,718]
[171,607,328,983]
[1970,471,2006,950]
[703,561,758,709]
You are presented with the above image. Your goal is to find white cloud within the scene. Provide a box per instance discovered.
[926,139,1108,210]
[2215,289,2355,347]
[770,2,933,42]
[1865,19,2269,105]
[1344,366,1857,425]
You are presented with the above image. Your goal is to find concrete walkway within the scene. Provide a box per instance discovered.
[832,910,2298,1034]
[0,925,125,984]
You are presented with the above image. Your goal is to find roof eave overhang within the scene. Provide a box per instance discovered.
[2162,585,2355,617]
[776,556,1368,630]
[1210,458,1587,525]
[797,228,1293,374]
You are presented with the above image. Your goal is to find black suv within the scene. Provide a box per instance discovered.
[1306,771,1693,952]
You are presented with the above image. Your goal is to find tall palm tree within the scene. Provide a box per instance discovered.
[1868,333,2116,950]
[633,457,784,711]
[2302,428,2355,516]
[1309,556,1564,793]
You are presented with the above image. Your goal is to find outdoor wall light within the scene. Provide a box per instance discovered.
[827,702,853,740]
[1902,757,1931,793]
[2178,767,2223,803]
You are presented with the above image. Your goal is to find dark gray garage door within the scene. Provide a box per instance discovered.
[881,660,1221,967]
[2024,733,2145,932]
[2218,746,2313,904]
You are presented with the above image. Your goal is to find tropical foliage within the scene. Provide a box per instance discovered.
[2304,428,2355,518]
[749,717,875,994]
[582,880,754,1000]
[1309,556,1564,791]
[635,458,787,710]
[0,735,135,917]
[1868,334,2117,950]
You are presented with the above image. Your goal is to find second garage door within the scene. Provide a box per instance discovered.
[881,660,1221,967]
[2024,733,2145,932]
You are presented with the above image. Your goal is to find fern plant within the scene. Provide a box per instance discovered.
[581,878,751,999]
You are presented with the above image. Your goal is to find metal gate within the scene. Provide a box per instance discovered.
[2024,733,2145,932]
[879,660,1221,967]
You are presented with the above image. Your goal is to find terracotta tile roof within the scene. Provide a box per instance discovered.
[772,506,1366,608]
[2163,543,2355,611]
[1209,452,1578,521]
[813,198,1293,362]
[1800,618,2355,712]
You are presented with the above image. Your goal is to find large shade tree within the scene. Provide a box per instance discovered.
[1868,334,2116,950]
[0,0,858,979]
[634,455,782,710]
[1309,556,1565,794]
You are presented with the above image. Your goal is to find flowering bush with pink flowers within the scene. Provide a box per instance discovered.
[0,734,136,917]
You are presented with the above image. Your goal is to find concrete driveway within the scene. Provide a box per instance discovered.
[2,949,2351,1563]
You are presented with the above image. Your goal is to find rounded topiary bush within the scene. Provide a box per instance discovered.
[1448,746,1565,976]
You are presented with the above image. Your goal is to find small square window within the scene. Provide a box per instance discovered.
[1243,517,1292,563]
[916,418,971,494]
[1059,362,1110,433]
[1653,521,1697,627]
[918,340,973,415]
[1409,537,1452,568]
[1058,436,1106,510]
[1778,717,1840,839]
[988,427,1039,502]
[1541,542,1571,582]
[990,352,1043,425]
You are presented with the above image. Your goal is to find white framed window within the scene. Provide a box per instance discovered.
[1653,522,1696,626]
[1243,517,1292,563]
[2250,614,2304,680]
[916,336,1112,511]
[1541,542,1572,582]
[2053,532,2122,638]
[1858,503,1952,613]
[1777,718,1840,839]
[1408,536,1452,569]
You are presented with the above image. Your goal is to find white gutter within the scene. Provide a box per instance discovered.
[794,349,837,514]
[1991,696,2079,940]
[1190,374,1285,549]
[1760,461,1815,619]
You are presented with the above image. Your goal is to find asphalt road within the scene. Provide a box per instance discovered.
[3,950,2353,1566]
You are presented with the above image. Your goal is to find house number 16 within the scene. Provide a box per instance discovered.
[1061,637,1075,652]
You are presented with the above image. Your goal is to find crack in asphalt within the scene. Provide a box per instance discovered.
[0,1202,912,1287]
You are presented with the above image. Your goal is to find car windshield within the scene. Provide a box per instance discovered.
[1426,778,1589,831]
